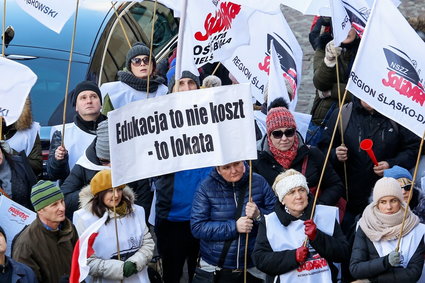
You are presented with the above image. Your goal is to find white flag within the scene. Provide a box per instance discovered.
[346,0,425,138]
[0,58,37,126]
[267,40,292,110]
[223,11,302,104]
[231,0,331,16]
[176,0,254,79]
[16,0,76,33]
[340,0,400,38]
[108,84,257,186]
[330,0,351,46]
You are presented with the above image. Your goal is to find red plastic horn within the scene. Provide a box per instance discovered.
[360,139,379,166]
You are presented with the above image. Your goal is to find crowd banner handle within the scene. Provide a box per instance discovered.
[111,1,131,48]
[396,130,425,252]
[0,116,3,140]
[61,0,80,147]
[112,186,123,283]
[244,160,253,283]
[2,0,5,57]
[335,55,349,202]
[173,0,188,93]
[146,0,158,98]
[304,89,349,247]
[98,3,132,85]
[211,62,221,76]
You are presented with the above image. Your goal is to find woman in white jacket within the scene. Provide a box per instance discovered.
[73,169,154,283]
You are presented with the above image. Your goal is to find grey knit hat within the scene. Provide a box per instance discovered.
[168,70,201,93]
[95,120,110,161]
[202,75,222,88]
[126,42,155,71]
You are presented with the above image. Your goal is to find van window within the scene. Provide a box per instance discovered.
[92,1,178,84]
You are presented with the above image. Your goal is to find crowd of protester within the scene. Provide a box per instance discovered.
[1,13,425,283]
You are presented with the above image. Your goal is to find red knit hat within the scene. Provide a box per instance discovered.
[266,107,296,135]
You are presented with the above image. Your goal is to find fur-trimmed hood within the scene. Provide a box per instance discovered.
[78,183,136,212]
[14,97,33,130]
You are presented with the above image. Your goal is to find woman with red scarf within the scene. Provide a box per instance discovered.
[252,98,343,207]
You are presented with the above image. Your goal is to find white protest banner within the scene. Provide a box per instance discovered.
[330,0,351,46]
[223,11,302,104]
[16,0,76,34]
[108,83,257,186]
[176,0,254,78]
[0,195,36,256]
[346,0,425,138]
[0,57,37,126]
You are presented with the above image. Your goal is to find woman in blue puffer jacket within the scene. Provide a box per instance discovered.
[191,161,276,282]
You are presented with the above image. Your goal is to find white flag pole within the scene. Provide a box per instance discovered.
[396,130,425,252]
[1,0,5,57]
[61,0,80,147]
[146,0,159,98]
[173,0,188,93]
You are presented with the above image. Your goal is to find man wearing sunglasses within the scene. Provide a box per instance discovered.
[101,42,168,114]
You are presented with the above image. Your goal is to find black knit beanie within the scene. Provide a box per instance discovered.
[73,81,102,106]
[126,42,156,71]
[167,70,201,93]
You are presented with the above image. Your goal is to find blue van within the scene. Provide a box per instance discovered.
[1,0,178,172]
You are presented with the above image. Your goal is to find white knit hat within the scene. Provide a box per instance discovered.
[372,177,404,205]
[272,169,309,202]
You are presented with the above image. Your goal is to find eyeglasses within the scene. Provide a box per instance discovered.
[271,128,296,139]
[131,57,150,67]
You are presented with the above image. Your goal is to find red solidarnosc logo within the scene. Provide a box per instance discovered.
[382,71,425,106]
[194,2,241,41]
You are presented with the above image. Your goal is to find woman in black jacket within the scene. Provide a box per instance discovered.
[350,177,425,282]
[253,169,349,283]
[0,142,37,210]
[252,99,344,208]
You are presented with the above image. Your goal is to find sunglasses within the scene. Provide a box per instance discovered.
[271,128,296,139]
[131,57,150,67]
[401,184,412,191]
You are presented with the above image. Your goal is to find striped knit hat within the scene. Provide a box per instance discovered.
[31,180,64,211]
[266,107,296,135]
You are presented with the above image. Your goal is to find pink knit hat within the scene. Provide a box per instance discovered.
[266,107,296,135]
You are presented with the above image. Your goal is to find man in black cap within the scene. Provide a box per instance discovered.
[0,225,37,282]
[47,80,106,183]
